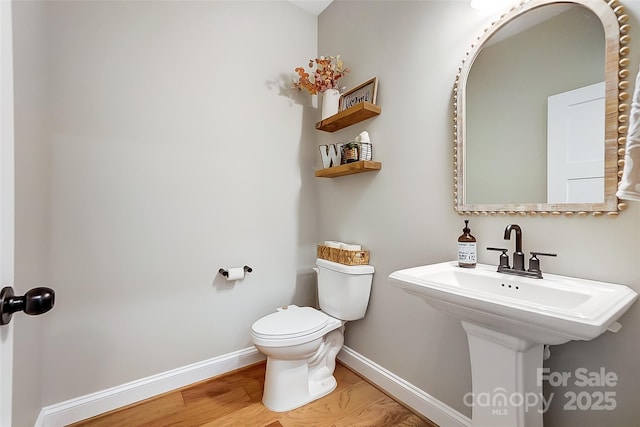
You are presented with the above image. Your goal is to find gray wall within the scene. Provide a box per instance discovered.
[11,0,320,420]
[319,1,640,426]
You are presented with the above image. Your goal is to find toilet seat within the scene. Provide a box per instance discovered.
[251,306,341,347]
[252,306,328,339]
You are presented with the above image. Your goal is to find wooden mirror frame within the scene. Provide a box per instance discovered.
[454,0,630,217]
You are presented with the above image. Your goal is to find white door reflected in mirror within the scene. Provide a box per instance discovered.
[547,82,605,203]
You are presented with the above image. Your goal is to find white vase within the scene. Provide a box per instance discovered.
[321,89,340,120]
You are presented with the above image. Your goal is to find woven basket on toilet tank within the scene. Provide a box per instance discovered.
[317,244,370,266]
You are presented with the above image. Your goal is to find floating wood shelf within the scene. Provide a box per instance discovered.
[315,160,382,178]
[316,102,381,132]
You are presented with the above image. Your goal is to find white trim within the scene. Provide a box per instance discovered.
[35,345,470,427]
[35,347,265,427]
[337,346,471,427]
[0,1,15,426]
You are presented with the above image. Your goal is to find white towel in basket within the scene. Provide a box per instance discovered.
[617,66,640,201]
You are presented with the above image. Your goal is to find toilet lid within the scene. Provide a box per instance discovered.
[251,307,329,339]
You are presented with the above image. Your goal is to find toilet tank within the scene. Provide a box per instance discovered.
[315,258,374,321]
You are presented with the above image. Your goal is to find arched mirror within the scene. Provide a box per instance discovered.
[454,0,630,217]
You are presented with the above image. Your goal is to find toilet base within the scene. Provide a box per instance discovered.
[262,357,337,412]
[260,327,344,412]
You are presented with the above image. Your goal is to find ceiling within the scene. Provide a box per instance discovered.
[288,0,333,16]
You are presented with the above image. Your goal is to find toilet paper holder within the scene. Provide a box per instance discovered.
[219,265,253,277]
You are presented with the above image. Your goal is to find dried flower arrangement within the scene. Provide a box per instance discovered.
[293,55,349,95]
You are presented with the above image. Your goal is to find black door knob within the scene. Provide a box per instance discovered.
[0,286,55,325]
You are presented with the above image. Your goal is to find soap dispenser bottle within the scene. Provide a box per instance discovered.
[458,220,477,268]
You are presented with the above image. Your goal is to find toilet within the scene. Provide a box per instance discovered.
[250,258,374,412]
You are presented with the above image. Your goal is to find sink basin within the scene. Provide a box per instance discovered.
[389,261,637,345]
[390,261,637,427]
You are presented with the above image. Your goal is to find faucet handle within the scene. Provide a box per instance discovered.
[487,247,509,268]
[530,251,557,258]
[528,252,557,274]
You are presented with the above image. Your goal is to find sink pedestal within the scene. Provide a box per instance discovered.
[463,322,544,427]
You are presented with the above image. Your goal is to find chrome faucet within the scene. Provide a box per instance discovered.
[487,224,557,279]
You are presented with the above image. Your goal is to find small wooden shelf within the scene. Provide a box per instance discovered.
[316,102,381,132]
[315,160,382,178]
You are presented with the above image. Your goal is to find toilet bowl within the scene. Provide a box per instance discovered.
[251,305,344,411]
[250,259,374,412]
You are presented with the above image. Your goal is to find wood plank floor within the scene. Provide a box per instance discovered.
[69,361,438,427]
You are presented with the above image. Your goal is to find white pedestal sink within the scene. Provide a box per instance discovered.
[389,261,637,427]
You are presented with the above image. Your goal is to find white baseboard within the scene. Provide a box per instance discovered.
[35,347,265,427]
[337,346,471,427]
[36,345,470,427]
